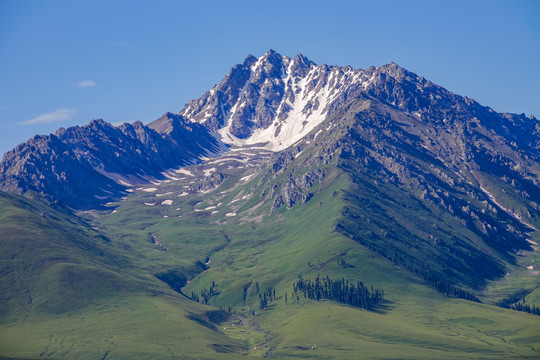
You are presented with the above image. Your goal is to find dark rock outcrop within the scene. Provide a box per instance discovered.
[0,114,221,209]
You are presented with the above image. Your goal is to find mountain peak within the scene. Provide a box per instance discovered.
[293,52,313,64]
[181,51,370,149]
[243,54,257,67]
[264,48,278,56]
[88,118,109,128]
[291,52,315,77]
[148,112,187,135]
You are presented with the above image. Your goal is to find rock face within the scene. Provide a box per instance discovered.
[0,113,221,208]
[247,58,540,290]
[0,49,539,222]
[180,49,540,227]
[181,50,377,150]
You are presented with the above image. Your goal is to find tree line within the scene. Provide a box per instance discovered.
[293,275,384,311]
[511,301,540,316]
[191,281,218,304]
[259,286,276,310]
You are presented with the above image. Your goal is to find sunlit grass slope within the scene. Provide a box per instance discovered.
[92,159,540,359]
[0,192,251,359]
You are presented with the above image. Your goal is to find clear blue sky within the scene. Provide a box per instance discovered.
[1,0,539,157]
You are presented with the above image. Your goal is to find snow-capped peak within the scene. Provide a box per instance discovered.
[180,50,376,151]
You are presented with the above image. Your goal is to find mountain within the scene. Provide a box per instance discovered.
[181,49,369,150]
[1,50,539,359]
[0,113,223,209]
[178,49,540,291]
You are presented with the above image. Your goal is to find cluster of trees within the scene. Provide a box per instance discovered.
[429,278,480,302]
[259,286,276,310]
[511,302,540,316]
[191,281,218,304]
[293,275,384,311]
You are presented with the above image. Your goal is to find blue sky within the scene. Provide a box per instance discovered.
[0,0,539,157]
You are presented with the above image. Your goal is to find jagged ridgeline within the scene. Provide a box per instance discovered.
[0,114,223,209]
[1,50,539,359]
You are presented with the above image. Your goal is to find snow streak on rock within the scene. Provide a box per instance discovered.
[181,50,375,151]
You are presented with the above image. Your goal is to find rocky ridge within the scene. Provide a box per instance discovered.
[0,49,539,223]
[0,113,221,208]
[181,50,377,150]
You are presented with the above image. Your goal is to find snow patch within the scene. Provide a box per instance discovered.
[206,54,373,152]
[161,199,173,205]
[163,171,180,181]
[142,188,158,193]
[479,185,537,230]
[175,169,193,176]
[203,167,216,176]
[117,179,133,187]
[156,192,173,197]
[240,173,256,182]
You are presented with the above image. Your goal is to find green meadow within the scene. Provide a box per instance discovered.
[1,152,539,359]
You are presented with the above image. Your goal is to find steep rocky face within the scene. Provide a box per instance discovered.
[1,49,539,226]
[181,50,379,150]
[255,91,539,291]
[354,65,540,229]
[0,114,221,209]
[181,49,539,159]
[225,53,539,292]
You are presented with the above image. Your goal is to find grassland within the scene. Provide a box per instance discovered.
[1,148,539,359]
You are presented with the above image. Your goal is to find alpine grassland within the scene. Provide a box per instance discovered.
[3,141,538,359]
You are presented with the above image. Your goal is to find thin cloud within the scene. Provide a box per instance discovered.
[76,80,97,88]
[19,108,77,125]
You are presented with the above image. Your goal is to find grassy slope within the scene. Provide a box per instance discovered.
[0,295,247,360]
[180,166,540,359]
[1,147,539,359]
[0,191,134,321]
[0,192,250,360]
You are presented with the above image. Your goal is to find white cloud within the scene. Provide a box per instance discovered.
[19,108,77,125]
[76,80,97,88]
